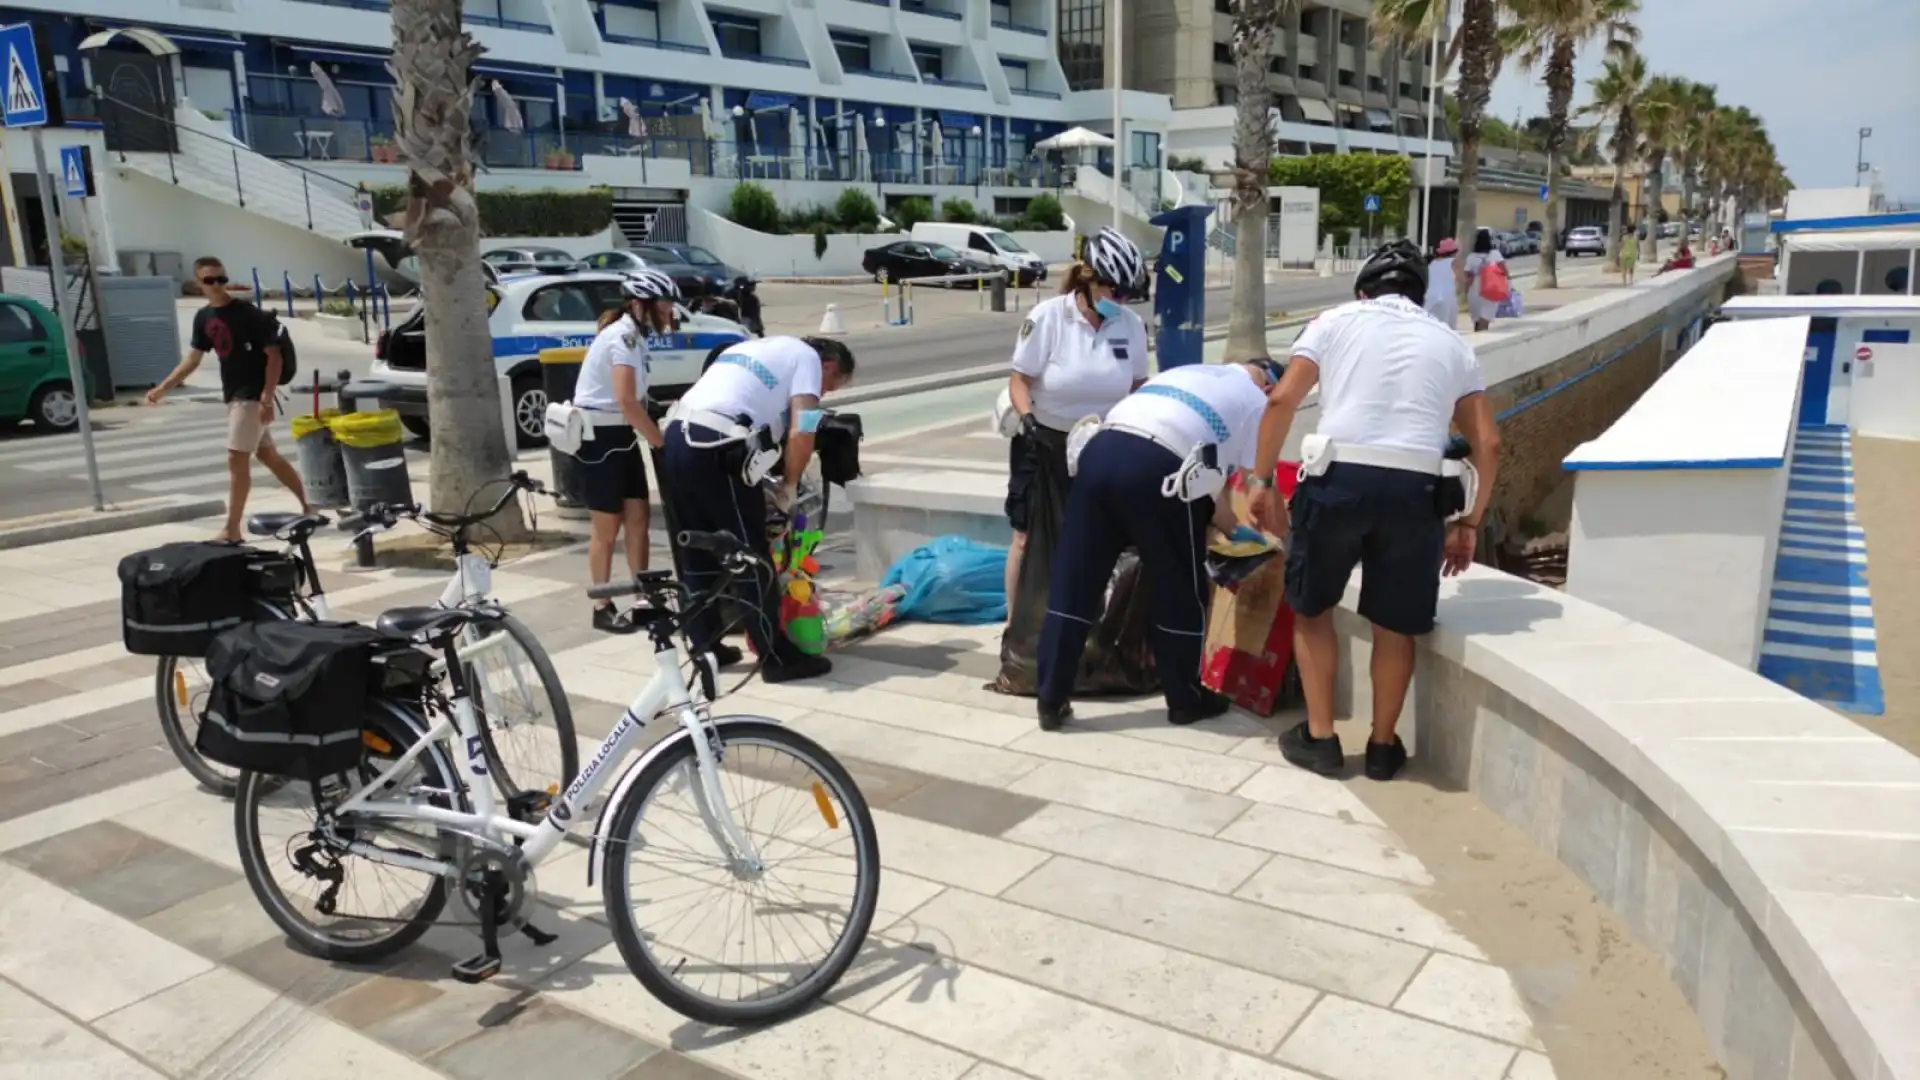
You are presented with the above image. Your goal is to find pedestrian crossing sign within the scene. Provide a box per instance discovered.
[61,145,92,197]
[0,23,47,128]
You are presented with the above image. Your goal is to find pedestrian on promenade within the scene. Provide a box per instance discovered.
[1620,230,1640,284]
[659,335,854,683]
[572,270,674,634]
[998,227,1150,603]
[1463,229,1505,332]
[145,256,307,542]
[1032,359,1280,732]
[1424,237,1460,326]
[1248,241,1503,781]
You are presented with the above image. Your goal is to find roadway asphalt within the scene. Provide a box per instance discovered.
[841,255,1540,386]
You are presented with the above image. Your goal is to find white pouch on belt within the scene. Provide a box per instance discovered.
[1441,458,1479,523]
[1064,415,1102,477]
[1297,433,1333,480]
[741,426,782,486]
[543,402,592,455]
[1160,442,1227,503]
[991,386,1022,439]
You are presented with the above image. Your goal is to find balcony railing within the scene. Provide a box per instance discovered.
[924,75,987,89]
[719,48,811,67]
[289,0,391,10]
[465,13,556,33]
[899,1,963,19]
[603,32,710,54]
[1010,87,1061,99]
[845,67,920,82]
[991,18,1046,34]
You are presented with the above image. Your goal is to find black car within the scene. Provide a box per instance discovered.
[862,240,978,283]
[481,246,580,275]
[642,243,743,294]
[628,244,733,299]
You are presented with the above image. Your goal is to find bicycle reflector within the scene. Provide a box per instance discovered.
[174,670,188,709]
[811,781,840,829]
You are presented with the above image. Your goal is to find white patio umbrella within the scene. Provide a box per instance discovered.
[853,118,869,181]
[930,123,944,179]
[490,80,524,134]
[309,62,346,118]
[788,107,805,174]
[1033,125,1113,152]
[698,97,718,142]
[619,98,646,138]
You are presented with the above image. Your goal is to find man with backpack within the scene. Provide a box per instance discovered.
[147,255,309,541]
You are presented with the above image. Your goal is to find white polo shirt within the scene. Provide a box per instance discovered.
[1290,295,1485,456]
[1105,364,1269,469]
[1011,293,1150,430]
[572,317,649,419]
[677,335,823,439]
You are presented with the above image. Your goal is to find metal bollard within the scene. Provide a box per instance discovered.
[282,272,295,318]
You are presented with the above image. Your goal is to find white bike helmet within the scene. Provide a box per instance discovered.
[1084,227,1146,293]
[621,268,680,302]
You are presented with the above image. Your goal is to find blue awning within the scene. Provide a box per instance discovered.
[938,110,977,129]
[746,90,795,111]
[286,43,392,67]
[472,60,561,82]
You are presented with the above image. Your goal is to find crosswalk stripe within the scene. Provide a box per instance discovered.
[18,432,248,472]
[0,421,233,465]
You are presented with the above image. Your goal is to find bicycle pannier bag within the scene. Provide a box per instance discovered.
[195,621,384,780]
[118,542,299,657]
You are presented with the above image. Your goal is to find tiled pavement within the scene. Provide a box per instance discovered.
[0,511,1562,1080]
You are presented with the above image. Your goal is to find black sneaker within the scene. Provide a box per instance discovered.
[761,654,832,684]
[1037,700,1072,732]
[1364,736,1408,781]
[1169,689,1232,726]
[709,642,745,668]
[592,604,638,635]
[1278,721,1345,776]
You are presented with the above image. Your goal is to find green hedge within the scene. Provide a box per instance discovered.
[364,185,614,237]
[1268,154,1411,241]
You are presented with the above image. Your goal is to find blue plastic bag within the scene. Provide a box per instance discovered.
[880,535,1009,625]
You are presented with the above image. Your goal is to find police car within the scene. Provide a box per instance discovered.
[369,269,750,446]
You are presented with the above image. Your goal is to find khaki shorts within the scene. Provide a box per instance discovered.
[227,400,277,454]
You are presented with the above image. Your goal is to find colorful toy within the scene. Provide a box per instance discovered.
[771,511,827,655]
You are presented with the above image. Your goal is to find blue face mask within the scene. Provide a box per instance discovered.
[1094,297,1124,320]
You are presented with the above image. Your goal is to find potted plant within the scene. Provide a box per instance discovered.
[370,136,398,164]
[544,145,575,170]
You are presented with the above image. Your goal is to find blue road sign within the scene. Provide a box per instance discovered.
[1362,194,1381,213]
[60,146,88,196]
[0,23,47,128]
[1540,184,1551,202]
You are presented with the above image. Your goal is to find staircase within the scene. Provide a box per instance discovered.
[113,105,365,240]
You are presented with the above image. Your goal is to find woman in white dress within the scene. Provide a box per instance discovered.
[1424,237,1459,326]
[1462,229,1505,332]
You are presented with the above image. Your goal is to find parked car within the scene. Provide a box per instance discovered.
[1495,230,1537,256]
[1563,226,1607,257]
[0,293,89,433]
[1659,221,1683,239]
[862,240,987,284]
[910,223,1047,286]
[369,270,750,446]
[481,247,581,275]
[642,243,746,295]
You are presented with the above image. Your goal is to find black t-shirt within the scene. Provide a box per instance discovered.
[191,300,281,403]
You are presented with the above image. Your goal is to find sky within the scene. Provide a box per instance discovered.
[1484,0,1920,204]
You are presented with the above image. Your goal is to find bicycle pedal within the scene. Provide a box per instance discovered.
[521,922,558,947]
[451,954,503,984]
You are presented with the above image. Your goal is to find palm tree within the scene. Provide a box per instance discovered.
[1671,81,1716,230]
[1578,46,1647,267]
[1376,0,1502,257]
[1500,0,1640,288]
[1633,75,1684,262]
[1701,105,1761,236]
[1224,0,1292,362]
[390,0,525,533]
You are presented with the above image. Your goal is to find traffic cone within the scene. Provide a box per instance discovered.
[818,303,846,334]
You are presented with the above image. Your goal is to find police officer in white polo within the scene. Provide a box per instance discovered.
[662,334,856,684]
[999,228,1151,601]
[1249,241,1502,781]
[1034,360,1283,731]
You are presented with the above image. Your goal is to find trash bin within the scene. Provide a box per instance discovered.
[990,273,1008,313]
[330,409,414,512]
[539,347,589,519]
[291,409,350,508]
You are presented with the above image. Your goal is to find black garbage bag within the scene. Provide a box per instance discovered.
[993,427,1159,697]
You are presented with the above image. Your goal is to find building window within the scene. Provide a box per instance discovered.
[1213,42,1231,64]
[1298,63,1316,81]
[911,45,944,80]
[1213,0,1229,11]
[1367,75,1385,93]
[1001,57,1030,90]
[1337,69,1354,87]
[991,0,1011,22]
[710,15,762,56]
[1399,81,1414,98]
[1215,82,1237,105]
[1268,55,1288,75]
[831,32,872,71]
[1057,0,1104,91]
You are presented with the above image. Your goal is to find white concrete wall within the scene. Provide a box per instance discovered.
[1784,187,1875,221]
[105,167,368,288]
[1848,331,1920,441]
[687,207,1072,277]
[479,227,621,258]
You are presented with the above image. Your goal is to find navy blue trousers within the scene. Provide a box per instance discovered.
[1035,430,1211,711]
[660,422,804,669]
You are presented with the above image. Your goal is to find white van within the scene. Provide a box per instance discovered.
[910,223,1048,286]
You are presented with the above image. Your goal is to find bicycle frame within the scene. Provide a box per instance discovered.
[330,630,766,882]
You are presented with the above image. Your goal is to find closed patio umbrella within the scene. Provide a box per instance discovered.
[788,107,805,176]
[929,124,944,180]
[490,80,524,134]
[620,98,646,138]
[310,62,346,118]
[853,118,869,181]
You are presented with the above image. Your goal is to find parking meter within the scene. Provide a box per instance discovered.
[1151,204,1215,370]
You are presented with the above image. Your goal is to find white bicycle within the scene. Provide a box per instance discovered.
[160,474,576,802]
[232,529,880,1027]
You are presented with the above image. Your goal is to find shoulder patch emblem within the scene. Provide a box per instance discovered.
[1019,319,1035,341]
[621,330,639,349]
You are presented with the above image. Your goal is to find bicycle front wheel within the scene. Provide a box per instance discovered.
[462,612,578,805]
[601,719,880,1027]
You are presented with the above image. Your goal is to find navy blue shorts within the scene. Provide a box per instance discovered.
[1284,464,1446,636]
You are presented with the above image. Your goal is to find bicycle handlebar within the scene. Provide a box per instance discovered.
[337,473,548,535]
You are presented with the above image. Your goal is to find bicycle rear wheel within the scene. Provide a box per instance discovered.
[462,611,578,808]
[156,599,294,797]
[601,718,879,1027]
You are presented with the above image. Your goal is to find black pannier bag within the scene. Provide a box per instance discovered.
[118,542,299,657]
[195,621,386,780]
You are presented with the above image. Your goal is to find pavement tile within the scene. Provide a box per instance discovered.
[1001,802,1271,893]
[430,998,661,1080]
[138,878,287,961]
[320,972,449,1031]
[0,979,165,1080]
[357,978,527,1059]
[0,745,177,824]
[1233,854,1489,960]
[1003,857,1427,1006]
[1218,802,1435,887]
[886,777,1048,837]
[1004,726,1261,794]
[92,967,297,1078]
[226,936,389,1006]
[1507,1050,1559,1080]
[787,710,1044,790]
[2,819,165,886]
[64,842,238,921]
[1393,953,1544,1050]
[870,808,1052,894]
[0,677,75,712]
[0,862,213,1021]
[1232,763,1388,826]
[1006,759,1253,836]
[1276,995,1518,1080]
[618,1051,743,1079]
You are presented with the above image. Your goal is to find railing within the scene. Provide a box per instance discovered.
[990,18,1046,34]
[719,48,811,67]
[845,67,921,82]
[1010,87,1062,99]
[289,0,391,9]
[900,0,963,17]
[464,14,556,33]
[99,93,361,234]
[602,32,710,54]
[923,76,987,89]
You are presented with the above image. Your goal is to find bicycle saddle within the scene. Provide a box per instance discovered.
[375,606,482,640]
[247,511,331,538]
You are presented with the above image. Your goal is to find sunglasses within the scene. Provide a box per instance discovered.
[199,275,230,286]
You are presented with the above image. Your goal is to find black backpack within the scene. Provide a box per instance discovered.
[275,323,298,386]
[196,620,385,781]
[118,542,299,657]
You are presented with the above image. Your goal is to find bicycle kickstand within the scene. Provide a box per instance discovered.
[452,871,506,984]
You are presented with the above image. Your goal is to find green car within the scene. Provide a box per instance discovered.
[0,293,88,433]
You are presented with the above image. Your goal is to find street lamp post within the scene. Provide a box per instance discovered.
[1856,126,1873,187]
[1419,1,1446,246]
[1112,0,1124,231]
